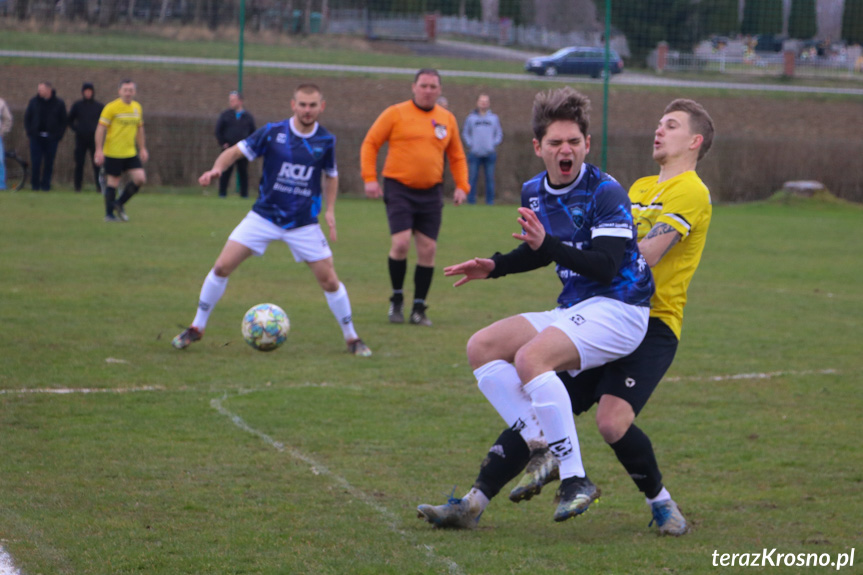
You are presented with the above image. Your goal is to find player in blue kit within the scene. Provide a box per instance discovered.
[172,84,372,357]
[417,86,653,525]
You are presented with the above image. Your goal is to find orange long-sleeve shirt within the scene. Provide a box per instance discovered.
[361,100,470,192]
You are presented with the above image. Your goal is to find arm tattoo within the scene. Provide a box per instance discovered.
[645,222,681,261]
[644,222,679,240]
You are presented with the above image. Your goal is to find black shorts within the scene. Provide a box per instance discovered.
[561,317,679,416]
[103,155,143,177]
[383,178,444,240]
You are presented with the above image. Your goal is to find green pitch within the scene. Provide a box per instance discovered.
[0,190,861,574]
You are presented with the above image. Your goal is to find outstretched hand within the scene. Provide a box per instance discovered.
[198,169,221,186]
[513,207,546,251]
[443,257,495,287]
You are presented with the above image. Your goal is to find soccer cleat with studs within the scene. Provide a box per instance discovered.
[553,475,600,522]
[417,494,483,530]
[388,296,404,324]
[649,499,688,536]
[347,338,372,357]
[115,202,129,222]
[172,326,203,349]
[509,447,560,503]
[409,304,433,327]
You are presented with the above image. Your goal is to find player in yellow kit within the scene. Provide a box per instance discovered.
[417,99,714,536]
[95,79,148,222]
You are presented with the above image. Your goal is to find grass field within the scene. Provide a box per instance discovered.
[1,189,862,574]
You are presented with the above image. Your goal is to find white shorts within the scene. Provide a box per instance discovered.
[521,297,649,375]
[228,211,332,262]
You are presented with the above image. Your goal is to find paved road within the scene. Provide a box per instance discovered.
[3,47,862,96]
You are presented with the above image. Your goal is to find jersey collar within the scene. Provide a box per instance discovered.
[543,163,586,196]
[289,117,319,139]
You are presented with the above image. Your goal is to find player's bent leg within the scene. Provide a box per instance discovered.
[213,240,254,277]
[466,315,537,370]
[308,259,371,357]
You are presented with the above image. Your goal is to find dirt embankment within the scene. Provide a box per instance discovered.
[3,62,861,201]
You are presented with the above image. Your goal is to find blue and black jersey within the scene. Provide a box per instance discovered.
[495,163,653,308]
[239,118,337,230]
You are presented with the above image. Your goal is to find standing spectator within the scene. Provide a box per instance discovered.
[215,91,256,198]
[95,79,148,222]
[0,95,12,190]
[24,81,67,191]
[67,82,104,193]
[361,68,470,327]
[462,93,503,205]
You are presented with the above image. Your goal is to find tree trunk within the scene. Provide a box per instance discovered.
[303,0,311,34]
[159,0,170,22]
[127,0,137,23]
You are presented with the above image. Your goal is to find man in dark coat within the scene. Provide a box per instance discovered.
[24,81,67,191]
[215,91,256,198]
[68,82,104,192]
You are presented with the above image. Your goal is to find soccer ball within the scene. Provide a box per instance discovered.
[241,303,290,352]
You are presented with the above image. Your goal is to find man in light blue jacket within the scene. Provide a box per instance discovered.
[462,94,503,205]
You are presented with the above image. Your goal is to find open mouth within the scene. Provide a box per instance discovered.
[559,159,573,174]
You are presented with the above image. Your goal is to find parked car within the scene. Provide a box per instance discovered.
[525,46,624,78]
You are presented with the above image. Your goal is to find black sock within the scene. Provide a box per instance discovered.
[413,264,434,307]
[609,424,664,499]
[117,182,140,205]
[104,186,117,216]
[473,428,531,500]
[388,257,407,297]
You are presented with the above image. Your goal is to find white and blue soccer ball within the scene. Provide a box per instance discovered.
[241,303,290,352]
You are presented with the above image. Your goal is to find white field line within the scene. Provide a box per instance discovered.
[0,385,165,395]
[665,368,838,383]
[0,545,21,575]
[211,392,465,575]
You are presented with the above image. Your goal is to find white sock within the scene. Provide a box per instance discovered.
[474,360,544,446]
[463,487,490,513]
[192,269,229,330]
[646,487,671,505]
[524,371,586,480]
[324,283,358,341]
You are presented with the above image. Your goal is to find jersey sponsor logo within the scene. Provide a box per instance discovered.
[434,123,447,140]
[278,162,315,182]
[549,437,573,459]
[625,377,636,388]
[273,182,312,196]
[311,146,326,159]
[276,133,287,144]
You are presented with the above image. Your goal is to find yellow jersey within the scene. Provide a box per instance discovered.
[629,171,711,339]
[99,99,143,159]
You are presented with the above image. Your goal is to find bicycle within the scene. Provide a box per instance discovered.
[3,150,29,191]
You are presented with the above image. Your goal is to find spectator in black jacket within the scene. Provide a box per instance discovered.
[68,82,104,192]
[215,91,256,198]
[25,81,67,191]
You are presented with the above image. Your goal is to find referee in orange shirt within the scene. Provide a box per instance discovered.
[361,69,470,327]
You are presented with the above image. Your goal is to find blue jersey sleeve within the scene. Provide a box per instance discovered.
[239,124,272,161]
[591,179,636,241]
